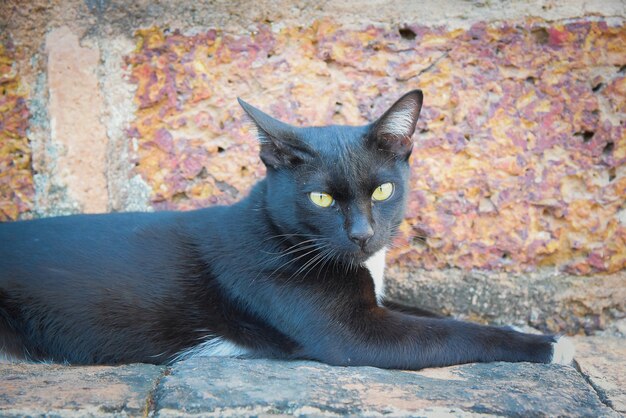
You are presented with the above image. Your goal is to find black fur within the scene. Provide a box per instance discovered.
[0,90,557,367]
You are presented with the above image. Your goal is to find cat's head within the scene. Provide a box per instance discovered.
[239,90,422,264]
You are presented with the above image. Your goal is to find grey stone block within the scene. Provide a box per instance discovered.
[575,336,626,414]
[154,357,617,417]
[0,362,165,417]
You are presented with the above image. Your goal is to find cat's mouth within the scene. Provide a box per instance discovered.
[342,247,379,264]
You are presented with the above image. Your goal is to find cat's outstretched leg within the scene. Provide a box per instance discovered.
[302,308,574,369]
[378,302,577,366]
[285,268,575,370]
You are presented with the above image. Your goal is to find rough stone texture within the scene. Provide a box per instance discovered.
[574,336,626,414]
[124,19,626,275]
[99,35,152,213]
[154,357,617,417]
[0,337,623,417]
[44,26,109,214]
[0,362,165,417]
[2,1,624,40]
[386,266,626,335]
[0,38,33,221]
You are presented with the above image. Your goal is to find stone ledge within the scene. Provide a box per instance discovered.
[153,358,616,417]
[0,362,165,417]
[574,336,626,414]
[0,337,623,417]
[387,267,626,335]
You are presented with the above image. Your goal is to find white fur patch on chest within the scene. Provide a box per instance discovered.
[364,248,387,304]
[173,337,250,362]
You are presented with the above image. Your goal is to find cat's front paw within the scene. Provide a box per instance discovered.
[550,336,575,365]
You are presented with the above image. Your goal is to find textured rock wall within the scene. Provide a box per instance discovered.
[123,20,626,275]
[0,39,32,220]
[0,0,624,333]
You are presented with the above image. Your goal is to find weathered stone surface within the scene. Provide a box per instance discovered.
[154,357,616,417]
[3,1,622,45]
[0,38,33,221]
[386,266,626,335]
[99,35,152,213]
[574,336,626,414]
[123,18,626,275]
[120,18,626,281]
[0,362,164,417]
[0,337,623,417]
[44,26,109,214]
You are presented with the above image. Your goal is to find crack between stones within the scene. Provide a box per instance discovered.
[573,359,615,412]
[396,50,450,82]
[143,366,172,417]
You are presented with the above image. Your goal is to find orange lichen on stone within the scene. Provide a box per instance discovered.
[0,40,33,221]
[125,19,626,274]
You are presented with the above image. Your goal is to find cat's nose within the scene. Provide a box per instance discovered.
[349,226,374,249]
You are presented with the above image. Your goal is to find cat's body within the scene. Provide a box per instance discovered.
[0,91,574,367]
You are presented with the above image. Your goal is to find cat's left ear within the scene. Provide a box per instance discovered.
[370,89,423,159]
[238,98,315,169]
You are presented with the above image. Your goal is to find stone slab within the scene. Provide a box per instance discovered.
[387,267,626,336]
[154,357,617,417]
[574,336,626,414]
[44,26,109,214]
[0,362,164,417]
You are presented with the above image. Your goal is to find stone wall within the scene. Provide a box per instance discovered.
[0,0,624,334]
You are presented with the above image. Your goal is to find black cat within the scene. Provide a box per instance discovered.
[0,90,573,368]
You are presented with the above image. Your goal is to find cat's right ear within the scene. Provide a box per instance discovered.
[238,98,315,169]
[370,89,423,160]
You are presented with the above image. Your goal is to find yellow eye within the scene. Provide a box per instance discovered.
[372,183,394,201]
[309,192,334,208]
